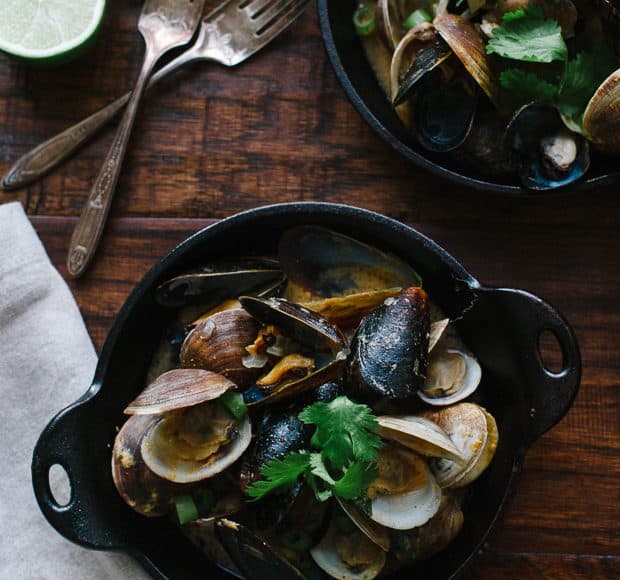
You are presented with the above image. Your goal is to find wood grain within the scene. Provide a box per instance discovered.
[1,0,618,577]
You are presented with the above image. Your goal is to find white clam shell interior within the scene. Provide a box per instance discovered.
[141,412,251,484]
[310,520,386,580]
[370,456,442,530]
[419,349,481,406]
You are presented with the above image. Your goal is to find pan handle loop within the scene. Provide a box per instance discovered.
[31,392,127,550]
[495,289,581,447]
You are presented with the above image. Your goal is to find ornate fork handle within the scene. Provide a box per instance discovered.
[67,48,159,278]
[1,97,128,191]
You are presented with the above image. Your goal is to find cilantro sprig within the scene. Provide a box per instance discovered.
[245,396,381,503]
[486,9,618,122]
[487,7,567,63]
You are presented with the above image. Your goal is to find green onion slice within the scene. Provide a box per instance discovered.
[404,8,432,30]
[175,494,199,525]
[354,5,376,36]
[220,391,247,419]
[193,488,216,516]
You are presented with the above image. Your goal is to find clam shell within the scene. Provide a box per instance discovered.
[124,369,236,415]
[111,414,186,517]
[429,318,449,352]
[180,309,261,388]
[418,348,482,406]
[336,497,391,552]
[434,13,498,106]
[423,403,498,488]
[582,69,620,154]
[415,494,464,560]
[369,448,442,530]
[310,517,386,580]
[377,415,465,463]
[141,412,252,484]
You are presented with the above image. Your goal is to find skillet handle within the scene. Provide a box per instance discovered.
[31,393,126,550]
[495,288,581,447]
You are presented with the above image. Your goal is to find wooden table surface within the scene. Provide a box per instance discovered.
[1,2,618,578]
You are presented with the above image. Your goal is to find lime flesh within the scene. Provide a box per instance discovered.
[0,0,106,62]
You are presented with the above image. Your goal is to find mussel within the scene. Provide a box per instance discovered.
[215,519,306,580]
[240,408,310,528]
[278,226,421,303]
[505,103,591,191]
[239,296,347,405]
[155,258,285,308]
[347,286,430,400]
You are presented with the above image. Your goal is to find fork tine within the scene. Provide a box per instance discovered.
[243,0,275,16]
[252,0,297,31]
[253,0,309,38]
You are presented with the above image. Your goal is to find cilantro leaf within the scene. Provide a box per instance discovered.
[306,471,333,502]
[309,452,335,485]
[245,451,310,501]
[557,37,618,120]
[299,396,382,470]
[332,461,379,500]
[499,69,558,110]
[487,7,567,63]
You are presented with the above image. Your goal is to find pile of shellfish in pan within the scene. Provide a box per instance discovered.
[112,226,498,580]
[355,0,620,190]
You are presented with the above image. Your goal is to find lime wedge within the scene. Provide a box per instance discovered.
[0,0,106,63]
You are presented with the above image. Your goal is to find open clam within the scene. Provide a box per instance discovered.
[377,415,464,462]
[582,68,620,154]
[423,402,498,488]
[123,369,252,484]
[419,348,482,405]
[310,514,387,580]
[111,414,187,517]
[367,445,442,529]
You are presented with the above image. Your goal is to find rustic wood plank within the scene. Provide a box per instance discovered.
[464,554,619,579]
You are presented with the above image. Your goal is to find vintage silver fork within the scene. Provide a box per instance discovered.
[1,0,310,194]
[67,0,206,278]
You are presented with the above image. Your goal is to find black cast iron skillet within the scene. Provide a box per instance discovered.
[317,0,620,197]
[32,203,581,579]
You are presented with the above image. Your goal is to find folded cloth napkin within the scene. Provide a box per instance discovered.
[0,202,148,579]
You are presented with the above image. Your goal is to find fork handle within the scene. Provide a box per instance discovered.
[1,41,204,192]
[67,47,159,278]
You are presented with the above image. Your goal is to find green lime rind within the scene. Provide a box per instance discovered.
[0,0,106,65]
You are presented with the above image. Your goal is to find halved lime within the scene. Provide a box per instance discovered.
[0,0,106,64]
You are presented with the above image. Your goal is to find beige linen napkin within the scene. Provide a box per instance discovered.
[0,202,148,579]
